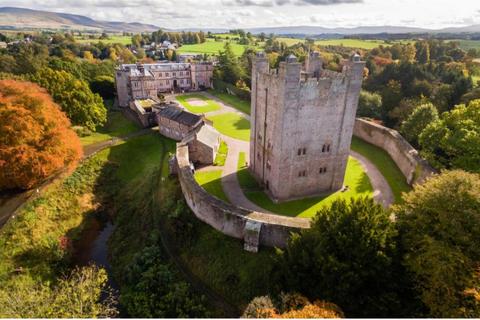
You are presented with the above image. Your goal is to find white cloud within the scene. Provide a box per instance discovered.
[3,0,480,29]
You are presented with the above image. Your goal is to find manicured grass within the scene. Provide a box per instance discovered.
[447,39,480,50]
[214,140,228,166]
[237,152,373,218]
[176,93,221,114]
[207,89,251,115]
[207,113,250,142]
[75,35,132,45]
[177,39,252,56]
[276,37,413,49]
[351,136,411,203]
[79,111,139,146]
[194,170,229,203]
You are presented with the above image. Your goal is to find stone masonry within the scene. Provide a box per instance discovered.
[250,51,365,202]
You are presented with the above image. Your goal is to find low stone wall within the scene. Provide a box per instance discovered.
[175,143,310,251]
[353,118,436,185]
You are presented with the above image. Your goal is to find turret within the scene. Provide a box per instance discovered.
[253,51,269,75]
[279,54,301,87]
[305,51,323,77]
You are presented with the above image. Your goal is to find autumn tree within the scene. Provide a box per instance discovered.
[29,68,107,131]
[395,170,480,317]
[0,80,82,191]
[242,293,343,319]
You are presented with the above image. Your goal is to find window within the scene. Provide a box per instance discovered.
[298,170,306,177]
[257,152,261,160]
[319,167,327,174]
[258,133,262,142]
[173,72,176,77]
[298,148,306,156]
[266,160,271,170]
[322,144,331,153]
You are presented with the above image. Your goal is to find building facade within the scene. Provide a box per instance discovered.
[249,51,365,202]
[116,62,214,107]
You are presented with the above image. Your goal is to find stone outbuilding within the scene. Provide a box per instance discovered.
[156,105,204,141]
[185,125,221,165]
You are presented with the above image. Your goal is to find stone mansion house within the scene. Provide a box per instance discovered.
[115,62,214,107]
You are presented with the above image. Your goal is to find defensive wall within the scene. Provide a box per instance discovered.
[353,118,436,185]
[175,118,436,251]
[175,143,310,251]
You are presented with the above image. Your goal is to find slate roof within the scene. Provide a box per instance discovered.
[195,125,219,147]
[157,105,202,127]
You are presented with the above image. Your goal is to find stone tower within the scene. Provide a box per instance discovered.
[249,51,365,202]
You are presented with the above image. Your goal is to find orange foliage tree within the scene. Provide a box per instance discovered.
[0,80,82,191]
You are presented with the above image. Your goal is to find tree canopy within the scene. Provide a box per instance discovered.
[419,99,480,172]
[30,68,107,131]
[400,103,439,148]
[395,170,480,317]
[0,80,82,191]
[275,197,402,317]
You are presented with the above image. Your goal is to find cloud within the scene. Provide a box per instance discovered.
[223,0,362,6]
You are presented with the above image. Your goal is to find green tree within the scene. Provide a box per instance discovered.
[217,42,245,85]
[419,99,480,172]
[30,68,107,131]
[395,170,480,317]
[275,197,404,317]
[400,103,439,148]
[90,75,115,100]
[0,266,117,318]
[357,90,382,119]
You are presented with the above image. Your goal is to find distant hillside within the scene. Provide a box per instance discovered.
[0,7,161,32]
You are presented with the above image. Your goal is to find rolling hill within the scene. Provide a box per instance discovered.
[0,7,160,32]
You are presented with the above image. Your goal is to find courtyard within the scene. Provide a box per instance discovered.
[186,91,405,219]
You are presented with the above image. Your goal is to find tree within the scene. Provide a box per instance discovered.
[400,103,439,148]
[30,68,107,131]
[395,170,480,317]
[90,75,115,100]
[217,42,245,85]
[0,266,117,317]
[275,198,403,317]
[419,99,480,172]
[0,80,82,191]
[243,293,343,319]
[357,90,382,119]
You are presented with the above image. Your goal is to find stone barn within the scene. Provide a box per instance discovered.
[156,105,204,141]
[185,125,221,165]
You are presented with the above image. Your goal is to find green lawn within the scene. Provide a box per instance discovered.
[214,140,228,166]
[194,170,229,203]
[207,89,251,115]
[177,39,252,56]
[79,111,139,146]
[447,39,480,51]
[75,35,132,45]
[275,37,413,49]
[351,136,411,203]
[237,152,373,218]
[207,113,251,141]
[176,94,222,114]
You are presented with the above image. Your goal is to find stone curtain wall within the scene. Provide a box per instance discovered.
[175,143,310,251]
[353,118,436,185]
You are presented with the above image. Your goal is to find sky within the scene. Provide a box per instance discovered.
[2,0,480,29]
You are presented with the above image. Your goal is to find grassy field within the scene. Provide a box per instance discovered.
[207,89,251,115]
[207,113,251,141]
[275,37,414,49]
[237,152,373,218]
[75,35,132,45]
[351,136,411,203]
[177,39,252,56]
[214,140,228,166]
[79,111,139,146]
[194,170,229,203]
[447,39,480,50]
[176,93,222,114]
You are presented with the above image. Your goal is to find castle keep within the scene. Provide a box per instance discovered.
[250,51,365,202]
